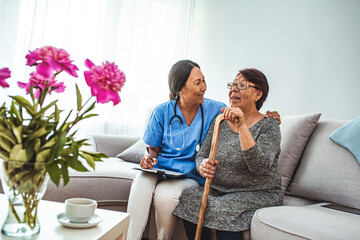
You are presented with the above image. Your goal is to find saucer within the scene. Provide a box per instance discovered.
[57,213,103,229]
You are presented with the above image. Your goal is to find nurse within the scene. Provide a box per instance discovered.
[127,60,225,240]
[126,60,279,240]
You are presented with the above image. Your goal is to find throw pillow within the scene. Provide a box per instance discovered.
[116,140,147,163]
[329,117,360,164]
[278,113,321,192]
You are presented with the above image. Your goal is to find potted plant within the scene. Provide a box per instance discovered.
[0,46,126,237]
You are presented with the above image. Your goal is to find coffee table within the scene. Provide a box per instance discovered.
[0,194,129,240]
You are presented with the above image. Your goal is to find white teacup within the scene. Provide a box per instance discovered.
[65,198,97,223]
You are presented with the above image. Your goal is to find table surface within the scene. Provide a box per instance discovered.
[0,194,129,240]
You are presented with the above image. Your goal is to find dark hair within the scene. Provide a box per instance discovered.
[168,60,200,100]
[238,68,269,110]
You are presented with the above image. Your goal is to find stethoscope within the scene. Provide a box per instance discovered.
[169,101,204,153]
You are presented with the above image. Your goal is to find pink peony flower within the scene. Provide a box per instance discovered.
[0,68,11,88]
[18,72,65,98]
[84,59,126,105]
[26,46,79,78]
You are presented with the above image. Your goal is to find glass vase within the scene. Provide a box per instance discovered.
[0,159,50,237]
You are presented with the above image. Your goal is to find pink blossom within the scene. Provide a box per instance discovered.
[18,72,65,98]
[84,59,126,105]
[0,68,11,88]
[26,46,79,78]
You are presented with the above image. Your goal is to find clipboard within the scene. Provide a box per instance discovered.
[132,166,185,177]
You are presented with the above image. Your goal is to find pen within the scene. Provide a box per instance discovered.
[146,146,156,166]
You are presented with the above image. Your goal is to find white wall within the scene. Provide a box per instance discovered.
[189,0,360,120]
[0,1,20,68]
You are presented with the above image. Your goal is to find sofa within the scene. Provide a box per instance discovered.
[1,114,360,239]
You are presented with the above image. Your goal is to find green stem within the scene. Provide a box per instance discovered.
[22,192,39,229]
[5,172,45,229]
[8,198,22,223]
[67,96,93,133]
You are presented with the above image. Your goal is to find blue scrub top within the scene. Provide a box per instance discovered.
[143,98,226,184]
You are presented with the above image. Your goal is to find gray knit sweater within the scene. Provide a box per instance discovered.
[173,117,283,232]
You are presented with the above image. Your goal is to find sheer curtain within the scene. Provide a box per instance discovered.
[0,0,195,137]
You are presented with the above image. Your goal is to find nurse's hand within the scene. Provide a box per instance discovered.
[140,155,158,169]
[199,158,219,179]
[265,110,281,124]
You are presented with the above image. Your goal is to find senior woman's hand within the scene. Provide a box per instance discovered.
[222,107,245,128]
[199,158,219,179]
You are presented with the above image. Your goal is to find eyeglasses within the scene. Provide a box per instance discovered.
[227,82,258,90]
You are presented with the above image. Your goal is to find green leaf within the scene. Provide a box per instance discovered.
[59,110,73,131]
[9,144,27,161]
[81,101,96,116]
[37,100,57,116]
[80,114,98,120]
[0,136,12,152]
[59,161,70,186]
[34,138,41,153]
[47,162,61,186]
[60,147,72,156]
[79,152,95,170]
[10,101,23,124]
[48,132,67,163]
[26,127,49,143]
[36,149,51,162]
[25,143,34,161]
[62,141,90,172]
[54,105,60,122]
[11,96,35,116]
[60,123,70,131]
[0,150,9,160]
[29,84,36,104]
[11,96,32,108]
[75,84,82,111]
[82,150,108,159]
[0,128,16,145]
[10,124,22,144]
[65,155,89,172]
[40,136,57,150]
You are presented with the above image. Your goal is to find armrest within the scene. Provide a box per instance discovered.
[87,134,140,157]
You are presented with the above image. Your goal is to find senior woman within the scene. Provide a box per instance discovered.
[127,61,281,240]
[173,68,283,240]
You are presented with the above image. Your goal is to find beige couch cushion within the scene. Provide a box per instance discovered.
[282,195,318,206]
[287,119,360,209]
[116,139,146,163]
[279,113,321,192]
[251,203,360,240]
[44,158,139,211]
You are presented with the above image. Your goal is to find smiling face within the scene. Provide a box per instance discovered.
[178,67,207,106]
[228,73,262,112]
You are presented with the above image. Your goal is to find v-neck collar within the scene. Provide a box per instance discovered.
[175,103,202,128]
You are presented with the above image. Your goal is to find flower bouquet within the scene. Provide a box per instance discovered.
[0,46,125,237]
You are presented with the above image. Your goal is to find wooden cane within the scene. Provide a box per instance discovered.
[195,113,226,240]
